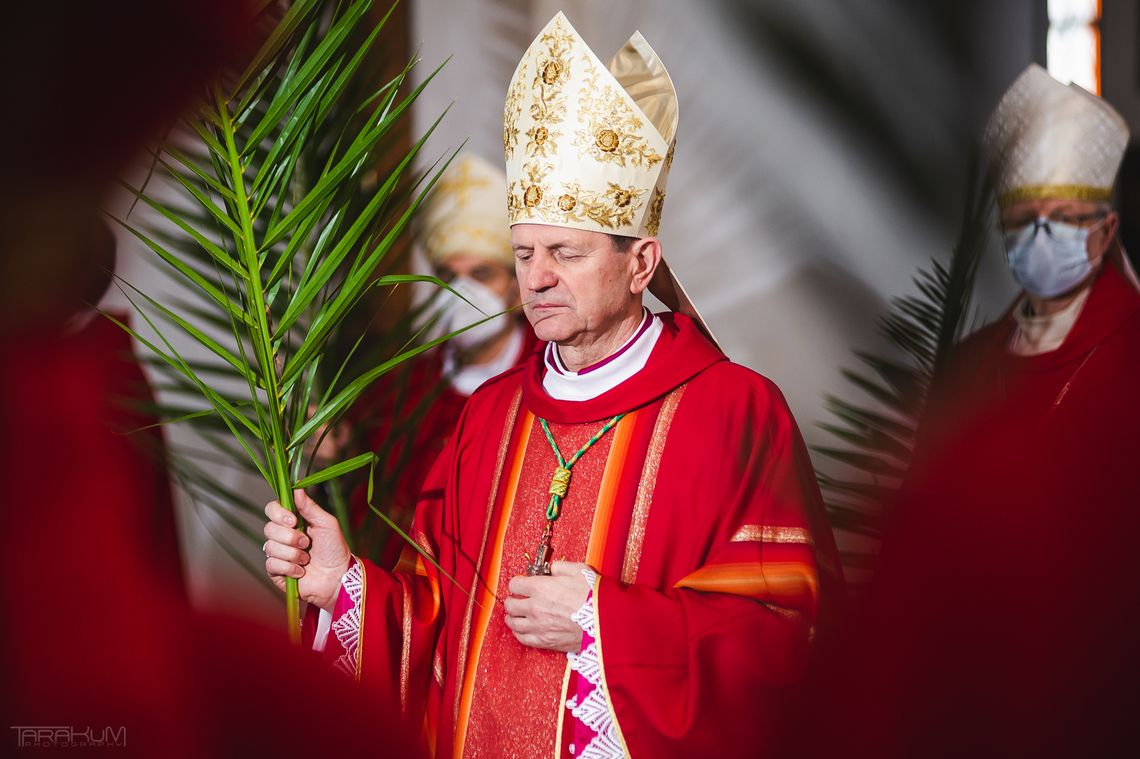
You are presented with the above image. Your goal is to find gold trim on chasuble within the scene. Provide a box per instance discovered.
[355,560,368,681]
[621,384,686,583]
[454,394,531,758]
[434,649,446,688]
[726,525,824,633]
[399,531,443,712]
[729,523,842,583]
[552,663,574,759]
[729,524,815,546]
[393,530,444,713]
[401,581,413,711]
[392,517,444,711]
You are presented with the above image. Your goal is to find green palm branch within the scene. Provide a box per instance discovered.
[814,163,994,568]
[106,0,481,641]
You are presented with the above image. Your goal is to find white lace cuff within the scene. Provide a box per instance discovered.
[569,567,598,636]
[331,560,365,678]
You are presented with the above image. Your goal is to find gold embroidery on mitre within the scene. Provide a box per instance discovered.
[510,159,648,231]
[503,58,526,159]
[508,161,553,218]
[574,57,664,169]
[503,12,676,237]
[526,123,557,158]
[646,188,666,236]
[525,19,573,155]
[552,180,647,230]
[523,184,543,207]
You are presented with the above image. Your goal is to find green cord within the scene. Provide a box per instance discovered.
[538,413,625,521]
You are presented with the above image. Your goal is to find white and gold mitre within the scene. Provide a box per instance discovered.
[419,152,513,267]
[984,64,1130,208]
[503,12,678,238]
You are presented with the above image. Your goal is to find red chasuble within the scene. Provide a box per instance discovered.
[317,312,843,758]
[923,261,1140,458]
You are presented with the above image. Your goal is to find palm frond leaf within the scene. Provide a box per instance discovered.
[814,162,995,570]
[111,1,452,640]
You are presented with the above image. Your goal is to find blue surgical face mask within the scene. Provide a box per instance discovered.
[1003,216,1103,299]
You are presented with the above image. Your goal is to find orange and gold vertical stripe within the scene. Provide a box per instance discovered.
[584,410,640,568]
[622,385,684,583]
[453,409,534,757]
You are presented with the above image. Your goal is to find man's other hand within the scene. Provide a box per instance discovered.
[504,561,591,652]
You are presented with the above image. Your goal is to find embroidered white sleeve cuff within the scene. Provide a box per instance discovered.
[309,560,363,679]
[331,561,365,678]
[570,567,598,636]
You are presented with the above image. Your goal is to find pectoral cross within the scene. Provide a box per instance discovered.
[524,522,554,576]
[524,414,623,577]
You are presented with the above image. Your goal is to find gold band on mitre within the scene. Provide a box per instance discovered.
[998,183,1114,208]
[984,65,1129,209]
[420,153,514,267]
[503,12,677,238]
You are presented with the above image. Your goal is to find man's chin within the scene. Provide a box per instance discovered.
[529,315,574,344]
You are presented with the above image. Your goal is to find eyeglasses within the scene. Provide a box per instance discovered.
[1007,213,1103,245]
[1001,212,1106,237]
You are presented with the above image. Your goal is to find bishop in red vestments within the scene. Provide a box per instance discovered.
[264,12,842,758]
[787,65,1140,758]
[922,65,1140,461]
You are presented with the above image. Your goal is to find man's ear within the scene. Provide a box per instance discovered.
[628,237,663,295]
[1096,211,1121,258]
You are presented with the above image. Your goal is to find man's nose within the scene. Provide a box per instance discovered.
[525,252,557,292]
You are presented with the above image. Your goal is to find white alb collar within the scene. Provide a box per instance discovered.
[542,309,662,402]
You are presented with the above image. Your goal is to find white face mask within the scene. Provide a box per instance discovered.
[1003,217,1104,299]
[434,275,510,351]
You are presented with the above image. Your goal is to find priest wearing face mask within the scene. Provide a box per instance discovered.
[423,152,535,389]
[350,153,537,547]
[262,12,842,759]
[930,65,1140,437]
[787,67,1140,757]
[992,67,1138,359]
